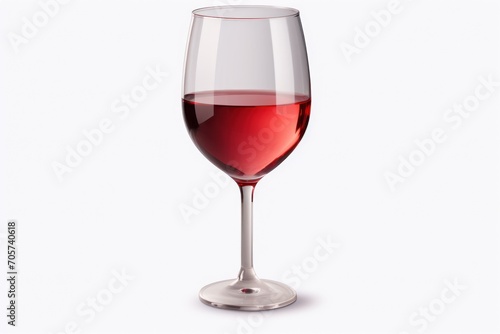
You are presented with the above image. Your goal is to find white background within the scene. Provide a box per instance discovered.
[1,0,499,333]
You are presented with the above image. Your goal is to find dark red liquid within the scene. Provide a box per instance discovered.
[183,90,310,185]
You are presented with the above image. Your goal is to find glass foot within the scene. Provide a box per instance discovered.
[199,277,297,311]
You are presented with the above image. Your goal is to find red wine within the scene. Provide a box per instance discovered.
[183,90,310,185]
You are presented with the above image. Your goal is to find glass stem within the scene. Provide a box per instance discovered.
[238,185,259,282]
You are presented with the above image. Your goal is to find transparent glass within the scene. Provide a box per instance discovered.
[182,5,311,310]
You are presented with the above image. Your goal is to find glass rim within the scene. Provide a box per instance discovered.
[192,5,300,20]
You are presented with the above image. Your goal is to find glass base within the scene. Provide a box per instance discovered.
[199,277,297,311]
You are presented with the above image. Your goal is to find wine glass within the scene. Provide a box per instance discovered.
[182,5,311,310]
